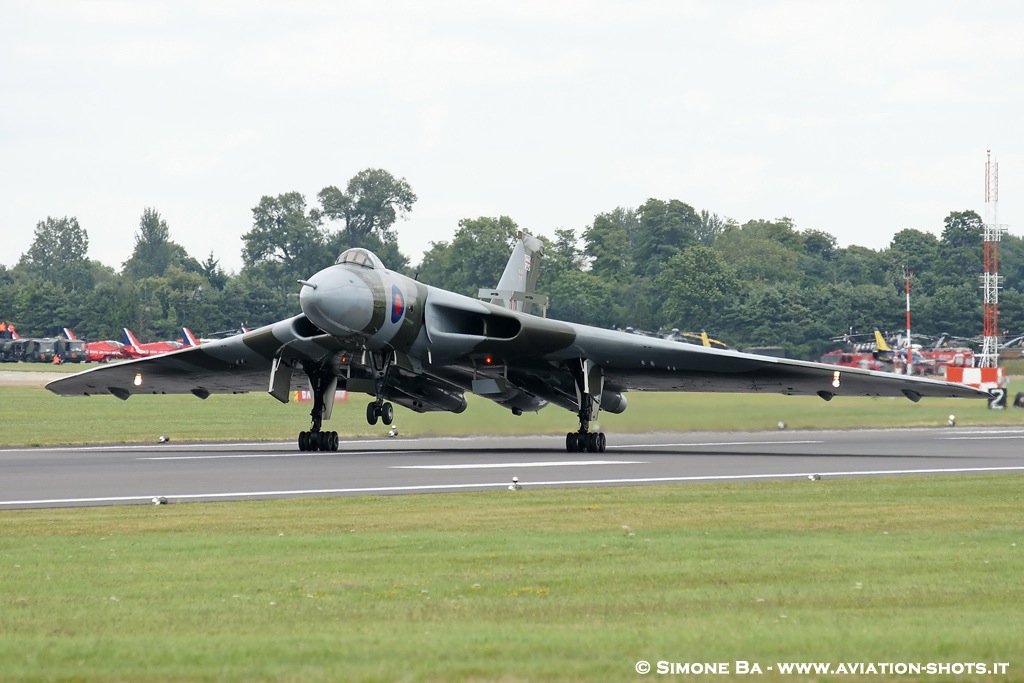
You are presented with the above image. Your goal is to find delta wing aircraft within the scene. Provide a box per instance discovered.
[47,233,991,452]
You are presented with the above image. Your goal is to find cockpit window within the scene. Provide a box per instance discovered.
[334,248,383,269]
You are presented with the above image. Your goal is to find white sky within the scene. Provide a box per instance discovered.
[1,1,1021,274]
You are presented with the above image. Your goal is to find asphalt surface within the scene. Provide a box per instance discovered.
[2,427,1024,509]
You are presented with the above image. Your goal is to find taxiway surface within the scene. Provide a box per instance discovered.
[2,428,1024,509]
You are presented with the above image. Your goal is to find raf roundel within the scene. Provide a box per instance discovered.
[390,285,405,324]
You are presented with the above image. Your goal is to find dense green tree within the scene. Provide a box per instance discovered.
[199,252,228,290]
[696,210,732,247]
[634,199,700,278]
[122,208,199,280]
[655,246,741,331]
[833,245,892,287]
[935,210,984,287]
[721,283,813,357]
[583,207,637,281]
[318,169,417,244]
[715,219,802,285]
[884,229,937,294]
[540,229,584,283]
[19,216,94,290]
[919,284,983,338]
[545,270,617,328]
[242,193,327,279]
[415,216,519,295]
[798,229,839,286]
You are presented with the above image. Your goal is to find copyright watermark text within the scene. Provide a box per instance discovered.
[633,660,1010,676]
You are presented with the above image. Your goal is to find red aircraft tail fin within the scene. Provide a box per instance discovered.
[182,327,200,346]
[123,328,144,352]
[63,327,78,340]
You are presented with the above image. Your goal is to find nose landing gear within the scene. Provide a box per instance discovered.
[366,399,394,426]
[364,350,395,426]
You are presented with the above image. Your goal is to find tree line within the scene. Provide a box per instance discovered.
[2,167,1020,360]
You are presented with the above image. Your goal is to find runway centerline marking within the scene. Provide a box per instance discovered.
[391,460,646,470]
[617,440,824,448]
[139,450,434,461]
[942,436,1024,441]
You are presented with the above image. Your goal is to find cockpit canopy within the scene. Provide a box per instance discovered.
[334,248,384,270]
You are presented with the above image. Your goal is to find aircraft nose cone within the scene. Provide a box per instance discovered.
[299,269,375,336]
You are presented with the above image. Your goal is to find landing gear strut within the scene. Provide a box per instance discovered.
[297,365,339,452]
[565,358,607,453]
[365,350,395,426]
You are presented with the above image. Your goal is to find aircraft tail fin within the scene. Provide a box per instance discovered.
[873,328,892,352]
[123,328,143,352]
[478,231,549,316]
[872,328,895,362]
[63,327,78,340]
[182,327,200,346]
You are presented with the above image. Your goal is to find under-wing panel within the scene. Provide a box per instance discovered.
[559,324,987,400]
[45,316,342,399]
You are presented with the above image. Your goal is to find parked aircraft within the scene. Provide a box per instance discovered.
[123,328,186,357]
[63,328,132,363]
[47,233,991,452]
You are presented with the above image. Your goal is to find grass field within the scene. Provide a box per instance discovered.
[1,477,1022,681]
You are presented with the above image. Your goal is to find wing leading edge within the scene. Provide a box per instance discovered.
[559,324,989,401]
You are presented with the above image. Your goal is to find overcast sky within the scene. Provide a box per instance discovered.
[2,1,1021,274]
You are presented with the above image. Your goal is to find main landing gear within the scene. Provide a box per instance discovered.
[298,429,339,452]
[565,358,607,453]
[297,365,340,452]
[566,430,606,453]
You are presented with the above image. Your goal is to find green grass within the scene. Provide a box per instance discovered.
[3,382,1023,447]
[1,477,1022,681]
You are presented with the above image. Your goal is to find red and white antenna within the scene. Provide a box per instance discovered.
[979,150,1007,368]
[904,268,912,375]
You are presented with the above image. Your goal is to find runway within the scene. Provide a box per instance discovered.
[3,427,1024,509]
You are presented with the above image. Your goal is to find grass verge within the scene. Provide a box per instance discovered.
[1,476,1022,681]
[2,384,1023,447]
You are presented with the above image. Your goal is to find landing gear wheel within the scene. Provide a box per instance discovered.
[565,431,607,453]
[366,401,379,426]
[381,402,394,426]
[298,431,310,451]
[566,432,587,453]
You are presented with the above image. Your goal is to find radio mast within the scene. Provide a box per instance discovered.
[979,150,1007,368]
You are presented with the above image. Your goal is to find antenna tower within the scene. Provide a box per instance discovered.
[979,150,1007,368]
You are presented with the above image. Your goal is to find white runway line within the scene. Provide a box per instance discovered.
[140,450,433,461]
[4,465,1024,507]
[391,460,646,469]
[617,440,824,448]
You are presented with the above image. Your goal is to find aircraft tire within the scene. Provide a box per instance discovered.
[597,432,607,453]
[330,431,340,451]
[381,402,394,425]
[366,402,379,426]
